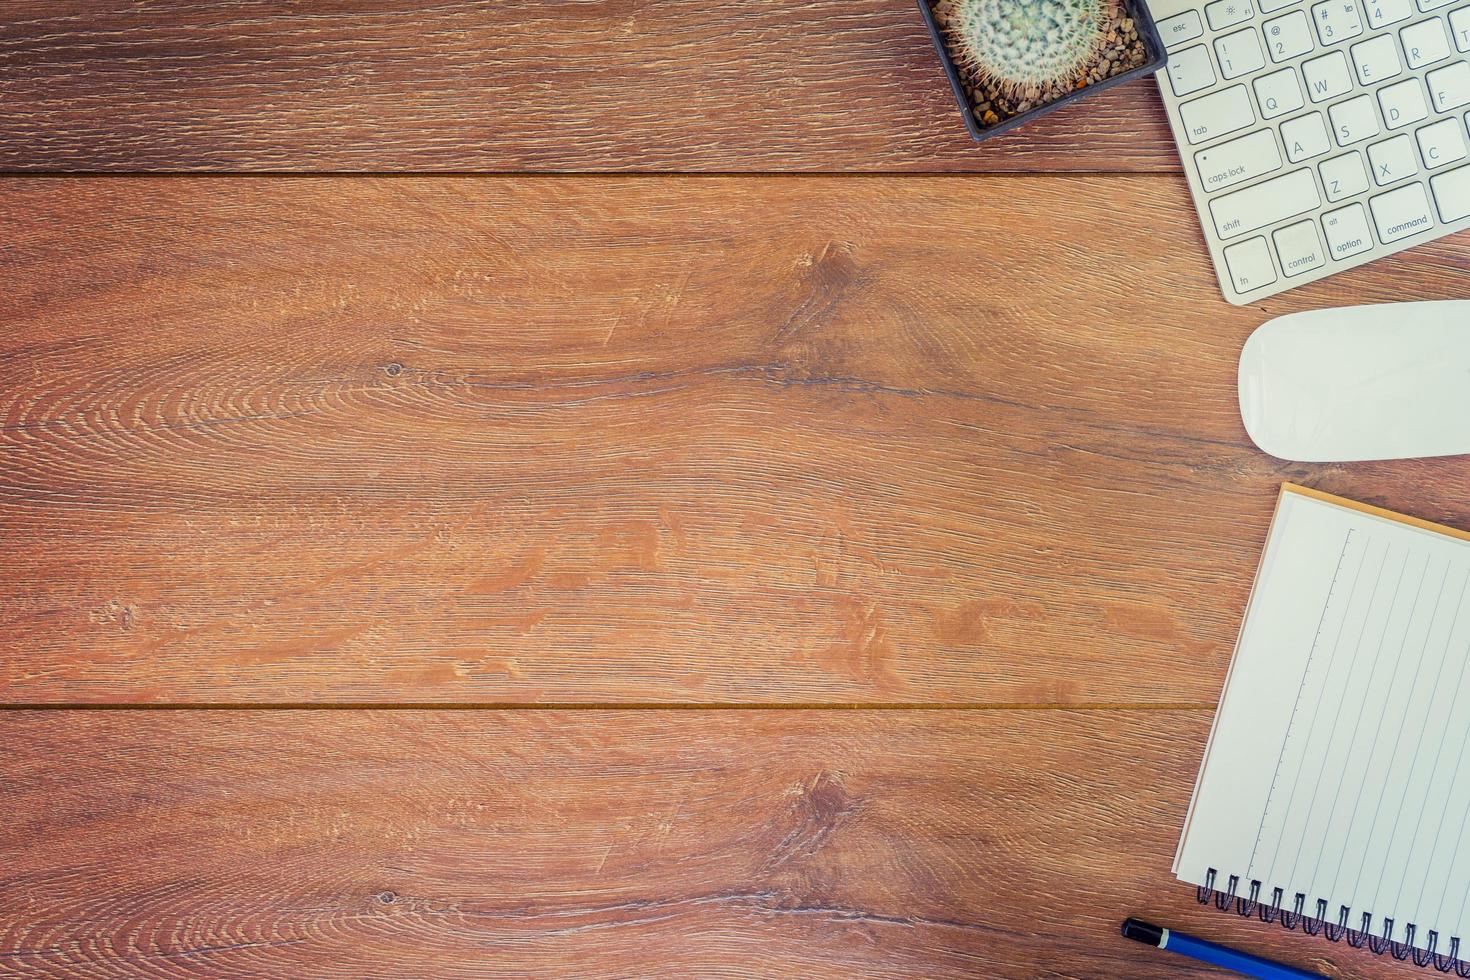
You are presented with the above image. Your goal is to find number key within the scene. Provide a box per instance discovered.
[1216,28,1268,77]
[1265,10,1317,60]
[1312,0,1365,43]
[1364,0,1413,24]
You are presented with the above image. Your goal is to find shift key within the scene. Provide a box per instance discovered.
[1209,169,1320,239]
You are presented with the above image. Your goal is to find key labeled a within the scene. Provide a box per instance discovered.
[1282,112,1332,161]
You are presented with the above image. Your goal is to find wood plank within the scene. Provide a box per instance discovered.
[0,708,1409,977]
[4,177,1469,705]
[0,0,1179,173]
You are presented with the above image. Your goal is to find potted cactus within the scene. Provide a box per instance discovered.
[920,0,1167,141]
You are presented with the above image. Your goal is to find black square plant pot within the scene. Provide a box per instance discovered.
[920,0,1168,142]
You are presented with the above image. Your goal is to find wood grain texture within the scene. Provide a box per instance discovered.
[0,0,1178,173]
[4,176,1470,704]
[0,708,1413,978]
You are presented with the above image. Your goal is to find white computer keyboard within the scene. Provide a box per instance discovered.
[1152,0,1470,303]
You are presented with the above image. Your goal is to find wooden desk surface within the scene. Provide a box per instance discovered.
[2,3,1465,977]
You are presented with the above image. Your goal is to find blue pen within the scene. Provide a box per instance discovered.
[1122,918,1326,979]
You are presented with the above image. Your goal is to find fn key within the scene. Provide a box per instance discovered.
[1223,236,1279,294]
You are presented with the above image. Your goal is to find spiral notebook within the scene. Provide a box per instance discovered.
[1177,484,1470,972]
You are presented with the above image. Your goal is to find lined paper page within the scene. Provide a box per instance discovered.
[1176,485,1470,952]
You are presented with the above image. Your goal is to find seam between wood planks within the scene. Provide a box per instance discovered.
[0,702,1216,711]
[0,170,1172,179]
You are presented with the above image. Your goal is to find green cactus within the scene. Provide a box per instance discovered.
[940,0,1110,99]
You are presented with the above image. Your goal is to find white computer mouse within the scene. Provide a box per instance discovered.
[1239,301,1470,463]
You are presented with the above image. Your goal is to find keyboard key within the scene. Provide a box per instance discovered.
[1418,0,1457,10]
[1452,7,1470,49]
[1180,85,1257,143]
[1255,67,1307,116]
[1426,61,1470,111]
[1418,117,1469,167]
[1210,168,1321,237]
[1159,10,1206,47]
[1169,44,1218,95]
[1330,93,1382,144]
[1378,77,1430,127]
[1430,163,1470,219]
[1320,150,1372,198]
[1265,10,1317,59]
[1196,129,1286,190]
[1365,0,1414,25]
[1312,0,1365,41]
[1322,203,1375,256]
[1223,236,1279,292]
[1282,111,1334,159]
[1368,133,1420,183]
[1273,218,1330,274]
[1217,28,1268,77]
[1370,182,1436,240]
[1260,0,1304,10]
[1350,34,1403,84]
[1208,0,1257,28]
[1402,18,1452,66]
[1304,51,1354,101]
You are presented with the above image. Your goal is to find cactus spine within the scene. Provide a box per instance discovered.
[940,0,1110,99]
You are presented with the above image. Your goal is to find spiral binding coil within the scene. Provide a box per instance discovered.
[1197,868,1470,975]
